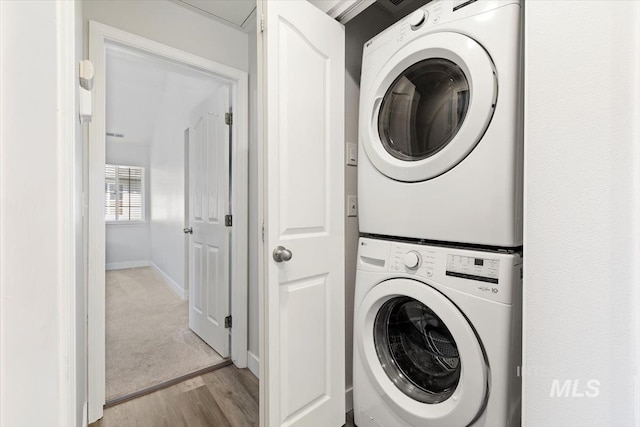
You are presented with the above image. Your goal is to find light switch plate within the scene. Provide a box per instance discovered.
[347,195,358,217]
[346,142,358,166]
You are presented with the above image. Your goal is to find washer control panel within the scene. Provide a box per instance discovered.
[403,251,422,270]
[446,255,500,284]
[358,237,521,305]
[389,244,436,278]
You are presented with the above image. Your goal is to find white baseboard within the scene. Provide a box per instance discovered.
[82,401,88,427]
[150,262,186,299]
[247,351,259,378]
[346,386,353,413]
[105,260,149,270]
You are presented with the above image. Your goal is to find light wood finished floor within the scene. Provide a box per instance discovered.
[91,365,258,427]
[92,363,358,427]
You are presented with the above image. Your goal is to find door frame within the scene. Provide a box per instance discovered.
[87,21,249,422]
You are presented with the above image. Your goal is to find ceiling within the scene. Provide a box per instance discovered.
[106,47,222,145]
[174,0,256,29]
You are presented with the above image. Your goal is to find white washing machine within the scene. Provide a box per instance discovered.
[353,237,522,426]
[358,0,523,247]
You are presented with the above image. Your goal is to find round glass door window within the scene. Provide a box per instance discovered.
[374,296,461,403]
[378,59,470,161]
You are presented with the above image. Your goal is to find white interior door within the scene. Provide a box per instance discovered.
[188,85,231,358]
[260,1,346,425]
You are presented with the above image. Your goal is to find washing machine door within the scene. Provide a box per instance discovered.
[356,278,488,426]
[362,32,497,182]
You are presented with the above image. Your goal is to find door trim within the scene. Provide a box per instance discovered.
[87,21,249,423]
[184,128,190,300]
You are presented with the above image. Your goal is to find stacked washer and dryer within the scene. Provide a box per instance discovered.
[353,1,523,426]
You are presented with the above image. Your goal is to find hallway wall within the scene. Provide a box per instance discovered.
[83,0,248,72]
[0,1,79,425]
[523,1,640,424]
[148,74,220,297]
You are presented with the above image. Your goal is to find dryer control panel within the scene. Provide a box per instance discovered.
[362,0,520,59]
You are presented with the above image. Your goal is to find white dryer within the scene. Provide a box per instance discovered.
[353,237,522,427]
[358,0,523,247]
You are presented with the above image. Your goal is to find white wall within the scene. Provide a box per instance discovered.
[149,73,221,294]
[344,6,395,402]
[524,2,640,425]
[83,0,248,72]
[149,92,191,293]
[0,1,78,425]
[105,142,151,269]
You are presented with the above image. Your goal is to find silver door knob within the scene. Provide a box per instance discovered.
[273,246,293,262]
[183,227,193,234]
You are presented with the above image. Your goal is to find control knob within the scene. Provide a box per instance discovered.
[409,10,428,30]
[403,251,422,270]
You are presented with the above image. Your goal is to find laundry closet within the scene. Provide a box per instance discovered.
[336,1,524,426]
[257,0,527,425]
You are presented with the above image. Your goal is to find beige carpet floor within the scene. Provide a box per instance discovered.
[106,267,224,401]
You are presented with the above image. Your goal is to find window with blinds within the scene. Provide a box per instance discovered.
[105,164,145,221]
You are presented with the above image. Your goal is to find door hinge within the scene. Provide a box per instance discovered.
[260,14,264,33]
[261,224,265,242]
[224,315,232,329]
[225,214,233,227]
[225,112,233,125]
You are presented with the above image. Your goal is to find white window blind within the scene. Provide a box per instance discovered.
[105,164,145,221]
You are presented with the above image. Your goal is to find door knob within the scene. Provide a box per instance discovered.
[183,227,193,234]
[273,246,293,262]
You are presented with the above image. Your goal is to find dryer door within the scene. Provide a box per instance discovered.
[361,32,497,182]
[356,278,488,426]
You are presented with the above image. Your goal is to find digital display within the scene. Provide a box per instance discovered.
[446,254,499,284]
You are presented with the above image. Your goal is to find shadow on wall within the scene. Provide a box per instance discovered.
[343,3,397,399]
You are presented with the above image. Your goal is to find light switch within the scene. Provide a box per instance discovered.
[346,142,358,166]
[347,196,358,217]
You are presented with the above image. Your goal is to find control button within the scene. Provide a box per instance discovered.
[403,251,422,270]
[409,10,428,30]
